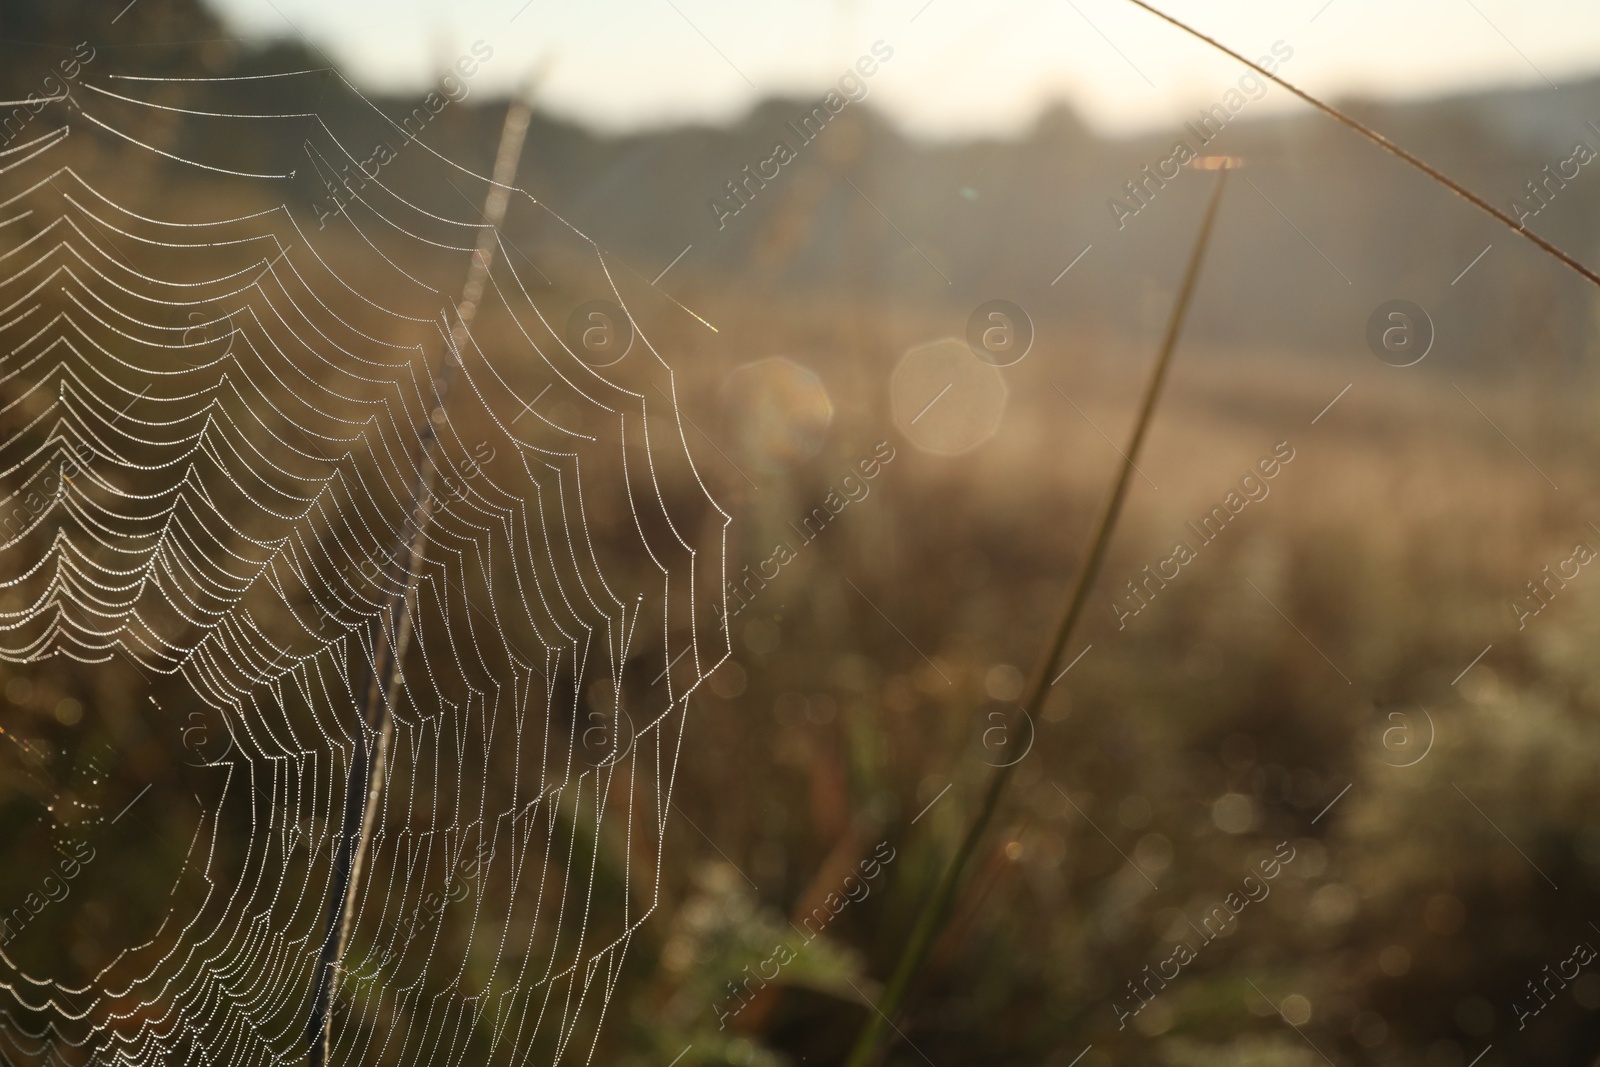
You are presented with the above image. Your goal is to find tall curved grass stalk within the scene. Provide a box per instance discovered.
[847,4,1600,1058]
[843,167,1231,1067]
[305,99,533,1067]
[1123,0,1600,289]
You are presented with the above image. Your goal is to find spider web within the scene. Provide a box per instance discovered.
[0,55,729,1067]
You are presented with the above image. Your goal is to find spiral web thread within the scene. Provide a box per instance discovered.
[0,57,729,1067]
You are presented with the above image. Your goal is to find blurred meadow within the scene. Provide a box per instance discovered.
[6,1,1600,1065]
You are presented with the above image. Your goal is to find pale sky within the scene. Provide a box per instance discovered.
[207,0,1600,138]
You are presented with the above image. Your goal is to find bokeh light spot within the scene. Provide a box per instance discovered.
[891,338,1007,455]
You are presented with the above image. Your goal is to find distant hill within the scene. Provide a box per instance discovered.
[7,0,1599,374]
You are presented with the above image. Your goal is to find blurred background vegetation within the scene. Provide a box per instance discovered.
[7,0,1600,1064]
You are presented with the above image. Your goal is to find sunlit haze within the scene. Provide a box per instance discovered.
[206,0,1600,137]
